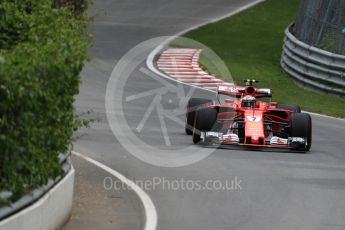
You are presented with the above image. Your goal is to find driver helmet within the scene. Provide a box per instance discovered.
[241,95,256,108]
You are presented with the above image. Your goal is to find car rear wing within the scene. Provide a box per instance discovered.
[217,85,272,98]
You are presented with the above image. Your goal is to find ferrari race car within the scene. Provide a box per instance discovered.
[185,80,312,152]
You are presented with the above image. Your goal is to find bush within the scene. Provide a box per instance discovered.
[0,0,90,201]
[54,0,88,14]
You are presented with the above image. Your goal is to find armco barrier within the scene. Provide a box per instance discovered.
[281,24,345,97]
[0,151,74,230]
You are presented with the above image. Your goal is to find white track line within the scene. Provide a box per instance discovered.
[303,111,345,121]
[72,151,158,230]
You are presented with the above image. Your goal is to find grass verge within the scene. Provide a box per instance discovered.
[180,0,345,117]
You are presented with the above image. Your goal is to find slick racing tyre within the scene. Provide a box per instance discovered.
[289,113,312,151]
[185,98,213,135]
[192,107,218,144]
[277,104,301,113]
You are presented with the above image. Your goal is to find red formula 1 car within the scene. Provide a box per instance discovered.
[185,80,312,152]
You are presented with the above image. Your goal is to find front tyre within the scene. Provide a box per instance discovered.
[192,107,218,144]
[185,98,213,135]
[289,113,312,151]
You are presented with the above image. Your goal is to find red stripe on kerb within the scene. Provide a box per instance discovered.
[157,48,232,91]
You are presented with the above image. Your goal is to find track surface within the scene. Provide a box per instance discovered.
[75,0,345,229]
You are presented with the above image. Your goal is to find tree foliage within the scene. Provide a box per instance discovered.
[0,0,90,201]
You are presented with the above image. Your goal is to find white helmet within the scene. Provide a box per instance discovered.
[241,95,256,108]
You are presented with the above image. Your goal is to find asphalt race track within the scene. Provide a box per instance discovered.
[74,0,345,229]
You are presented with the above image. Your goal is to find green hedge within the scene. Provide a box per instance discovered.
[0,0,90,201]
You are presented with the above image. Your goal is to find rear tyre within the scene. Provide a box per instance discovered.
[185,98,213,135]
[277,104,301,113]
[290,113,312,151]
[192,107,218,144]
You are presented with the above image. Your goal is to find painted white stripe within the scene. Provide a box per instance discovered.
[159,67,201,70]
[72,151,158,230]
[158,57,194,60]
[171,78,216,82]
[159,67,200,70]
[161,53,194,55]
[163,70,206,73]
[161,53,195,56]
[303,111,345,121]
[163,50,197,52]
[157,62,197,64]
[191,82,223,86]
[169,75,215,79]
[163,68,204,72]
[157,45,232,91]
[170,75,215,78]
[161,56,192,58]
[158,59,192,62]
[162,51,197,53]
[163,73,208,76]
[157,61,193,64]
[163,53,193,55]
[158,63,197,66]
[159,58,193,59]
[160,56,194,58]
[158,60,192,62]
[189,80,223,83]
